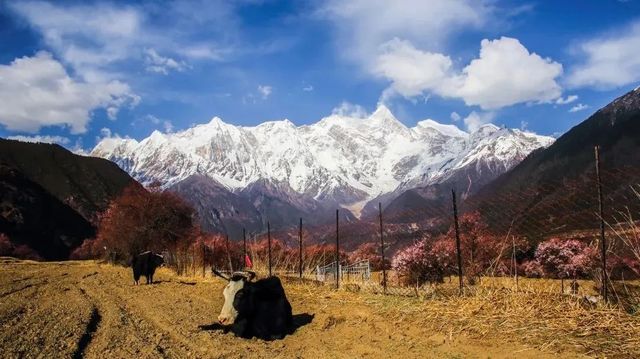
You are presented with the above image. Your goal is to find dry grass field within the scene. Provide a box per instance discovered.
[1,258,638,358]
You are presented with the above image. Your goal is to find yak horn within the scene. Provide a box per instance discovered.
[212,268,230,281]
[231,271,256,281]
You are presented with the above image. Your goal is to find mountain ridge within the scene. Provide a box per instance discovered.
[91,106,553,231]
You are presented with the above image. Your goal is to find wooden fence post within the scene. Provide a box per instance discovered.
[452,189,464,294]
[335,209,340,289]
[268,222,272,277]
[594,145,608,302]
[378,202,387,294]
[299,218,303,279]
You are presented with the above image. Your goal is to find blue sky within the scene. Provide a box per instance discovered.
[0,0,639,151]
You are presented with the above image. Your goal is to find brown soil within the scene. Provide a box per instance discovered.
[0,258,602,358]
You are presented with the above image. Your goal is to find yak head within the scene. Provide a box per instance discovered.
[213,269,255,325]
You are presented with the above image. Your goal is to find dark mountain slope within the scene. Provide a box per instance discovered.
[0,139,137,223]
[472,87,640,238]
[481,87,640,191]
[0,164,94,260]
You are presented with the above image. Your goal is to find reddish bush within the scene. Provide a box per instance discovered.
[443,212,531,283]
[0,233,13,256]
[534,237,597,279]
[96,184,196,263]
[348,242,390,271]
[521,260,544,278]
[392,237,449,285]
[70,237,106,260]
[12,244,42,261]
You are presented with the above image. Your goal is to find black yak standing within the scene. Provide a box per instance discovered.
[132,251,164,285]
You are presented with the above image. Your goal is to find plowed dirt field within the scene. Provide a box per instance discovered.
[0,258,614,358]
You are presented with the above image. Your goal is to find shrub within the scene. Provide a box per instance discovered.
[70,237,106,260]
[349,242,390,271]
[534,237,597,279]
[521,260,544,278]
[12,244,42,261]
[444,212,531,283]
[392,238,448,285]
[96,184,197,264]
[0,233,13,256]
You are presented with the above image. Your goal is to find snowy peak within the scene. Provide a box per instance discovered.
[91,107,554,217]
[414,119,468,138]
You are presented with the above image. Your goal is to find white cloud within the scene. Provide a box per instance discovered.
[374,38,453,102]
[455,37,563,109]
[569,103,589,113]
[8,1,142,76]
[6,135,70,145]
[450,112,461,122]
[0,52,138,134]
[556,95,578,105]
[331,101,369,118]
[145,114,162,125]
[463,111,495,132]
[71,138,88,155]
[100,128,113,138]
[303,85,314,92]
[258,85,273,99]
[374,37,563,110]
[8,1,233,73]
[568,21,640,88]
[163,120,174,133]
[319,0,490,65]
[144,49,188,75]
[520,120,528,130]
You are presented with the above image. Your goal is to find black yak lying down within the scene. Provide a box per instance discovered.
[213,269,293,340]
[131,251,164,285]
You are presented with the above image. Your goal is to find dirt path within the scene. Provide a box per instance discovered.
[0,259,590,358]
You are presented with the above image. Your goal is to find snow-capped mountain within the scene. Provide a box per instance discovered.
[91,105,553,232]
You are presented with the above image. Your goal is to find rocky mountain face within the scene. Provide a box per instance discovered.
[377,123,555,220]
[91,106,553,232]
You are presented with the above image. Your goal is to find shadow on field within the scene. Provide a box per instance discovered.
[198,323,228,332]
[198,313,314,337]
[291,313,314,332]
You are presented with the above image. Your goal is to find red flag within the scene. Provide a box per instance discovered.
[244,254,253,268]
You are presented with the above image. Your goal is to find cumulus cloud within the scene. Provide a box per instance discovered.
[0,52,138,134]
[569,103,589,113]
[374,37,563,110]
[163,120,174,133]
[258,85,273,99]
[100,128,113,138]
[144,49,188,75]
[303,85,314,92]
[455,37,563,109]
[568,21,640,88]
[374,38,454,102]
[8,1,232,70]
[556,95,578,105]
[450,112,461,122]
[463,111,495,132]
[319,0,490,64]
[6,135,70,145]
[331,101,369,118]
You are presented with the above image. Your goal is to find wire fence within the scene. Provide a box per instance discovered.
[170,147,640,301]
